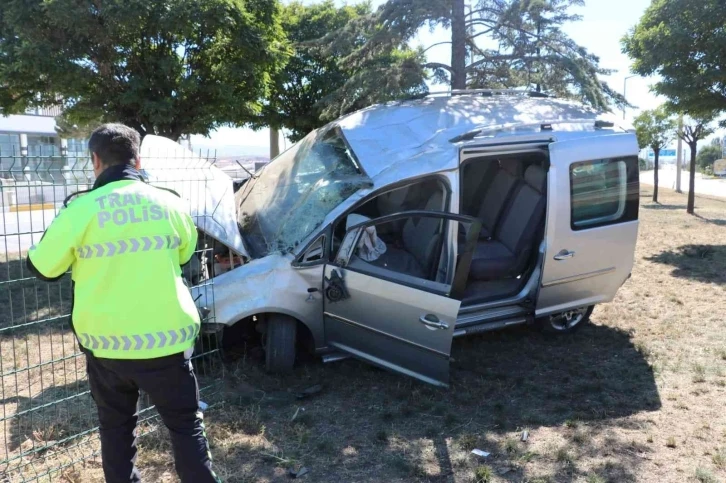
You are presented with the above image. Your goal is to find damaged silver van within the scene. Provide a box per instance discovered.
[141,91,640,387]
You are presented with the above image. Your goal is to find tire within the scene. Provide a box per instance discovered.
[536,306,594,335]
[264,314,297,373]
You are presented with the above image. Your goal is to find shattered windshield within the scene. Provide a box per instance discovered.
[236,127,371,257]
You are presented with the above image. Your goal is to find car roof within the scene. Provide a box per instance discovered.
[335,94,627,185]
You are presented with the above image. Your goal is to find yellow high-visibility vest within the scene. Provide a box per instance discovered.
[28,177,200,359]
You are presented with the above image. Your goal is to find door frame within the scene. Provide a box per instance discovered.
[334,210,482,299]
[321,210,482,386]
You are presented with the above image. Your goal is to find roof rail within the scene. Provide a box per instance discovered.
[450,118,617,143]
[426,89,552,99]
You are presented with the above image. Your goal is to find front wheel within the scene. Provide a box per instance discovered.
[536,306,594,335]
[264,314,297,373]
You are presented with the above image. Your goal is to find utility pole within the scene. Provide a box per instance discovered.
[623,75,637,120]
[676,115,683,193]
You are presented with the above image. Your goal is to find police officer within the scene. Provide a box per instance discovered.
[27,124,220,483]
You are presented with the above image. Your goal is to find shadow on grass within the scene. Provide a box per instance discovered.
[0,378,96,479]
[0,363,222,481]
[641,203,686,211]
[210,319,659,482]
[694,214,726,227]
[645,244,726,285]
[0,257,74,340]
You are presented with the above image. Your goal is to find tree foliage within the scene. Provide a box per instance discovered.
[321,0,627,111]
[0,0,288,140]
[633,106,675,202]
[696,145,722,171]
[622,0,726,124]
[255,1,427,142]
[633,107,675,153]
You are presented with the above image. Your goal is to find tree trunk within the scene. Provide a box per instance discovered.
[450,0,467,90]
[269,128,280,160]
[675,115,683,193]
[687,141,697,215]
[653,149,659,203]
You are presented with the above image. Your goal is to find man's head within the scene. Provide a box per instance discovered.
[88,123,141,178]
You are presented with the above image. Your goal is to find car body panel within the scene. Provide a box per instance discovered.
[336,95,622,181]
[536,133,640,316]
[190,254,326,347]
[323,266,460,387]
[320,211,481,386]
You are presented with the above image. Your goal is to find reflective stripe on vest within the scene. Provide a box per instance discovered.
[78,324,199,351]
[76,235,182,259]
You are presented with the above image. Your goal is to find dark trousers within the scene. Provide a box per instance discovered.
[86,351,219,483]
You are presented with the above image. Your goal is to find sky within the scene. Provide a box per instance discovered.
[189,0,675,156]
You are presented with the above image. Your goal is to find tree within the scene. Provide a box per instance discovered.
[679,117,715,215]
[696,145,722,172]
[323,0,627,110]
[252,1,426,143]
[0,0,288,140]
[633,107,675,203]
[622,0,726,126]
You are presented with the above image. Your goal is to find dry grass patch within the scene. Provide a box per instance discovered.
[2,187,726,482]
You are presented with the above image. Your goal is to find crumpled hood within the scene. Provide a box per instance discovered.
[139,135,248,258]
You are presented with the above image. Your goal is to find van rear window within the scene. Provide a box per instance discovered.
[570,156,639,230]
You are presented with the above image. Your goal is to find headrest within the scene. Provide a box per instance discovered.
[346,213,370,231]
[524,165,547,193]
[500,160,522,177]
[380,185,409,206]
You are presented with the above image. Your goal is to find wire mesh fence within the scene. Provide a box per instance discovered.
[0,147,226,481]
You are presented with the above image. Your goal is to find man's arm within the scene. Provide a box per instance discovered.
[27,208,84,281]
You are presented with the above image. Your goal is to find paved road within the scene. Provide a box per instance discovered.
[640,166,726,199]
[0,208,58,255]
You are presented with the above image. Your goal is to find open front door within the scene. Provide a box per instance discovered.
[324,212,480,387]
[537,133,640,316]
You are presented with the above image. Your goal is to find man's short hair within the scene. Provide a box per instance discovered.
[88,124,140,166]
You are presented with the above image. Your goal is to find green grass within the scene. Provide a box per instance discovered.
[695,467,717,483]
[473,465,493,483]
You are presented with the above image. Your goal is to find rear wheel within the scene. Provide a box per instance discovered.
[264,314,297,373]
[537,306,594,335]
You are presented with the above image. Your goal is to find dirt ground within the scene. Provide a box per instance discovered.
[6,186,726,483]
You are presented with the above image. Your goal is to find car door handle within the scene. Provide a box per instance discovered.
[419,315,449,330]
[554,249,575,260]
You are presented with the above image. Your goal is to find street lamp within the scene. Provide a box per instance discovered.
[623,74,638,120]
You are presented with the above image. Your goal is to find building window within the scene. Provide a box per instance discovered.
[27,135,61,157]
[66,138,88,155]
[0,133,21,174]
[570,157,639,230]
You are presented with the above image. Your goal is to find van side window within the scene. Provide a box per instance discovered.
[570,156,639,230]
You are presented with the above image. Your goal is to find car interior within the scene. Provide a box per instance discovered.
[331,150,549,305]
[332,178,449,282]
[459,151,549,305]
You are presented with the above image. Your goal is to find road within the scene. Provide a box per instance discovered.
[0,208,58,255]
[640,166,726,199]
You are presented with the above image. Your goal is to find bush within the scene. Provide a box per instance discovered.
[638,157,650,170]
[696,145,722,172]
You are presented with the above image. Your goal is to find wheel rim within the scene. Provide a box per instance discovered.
[549,307,588,331]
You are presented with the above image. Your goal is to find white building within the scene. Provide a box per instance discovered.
[0,107,87,181]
